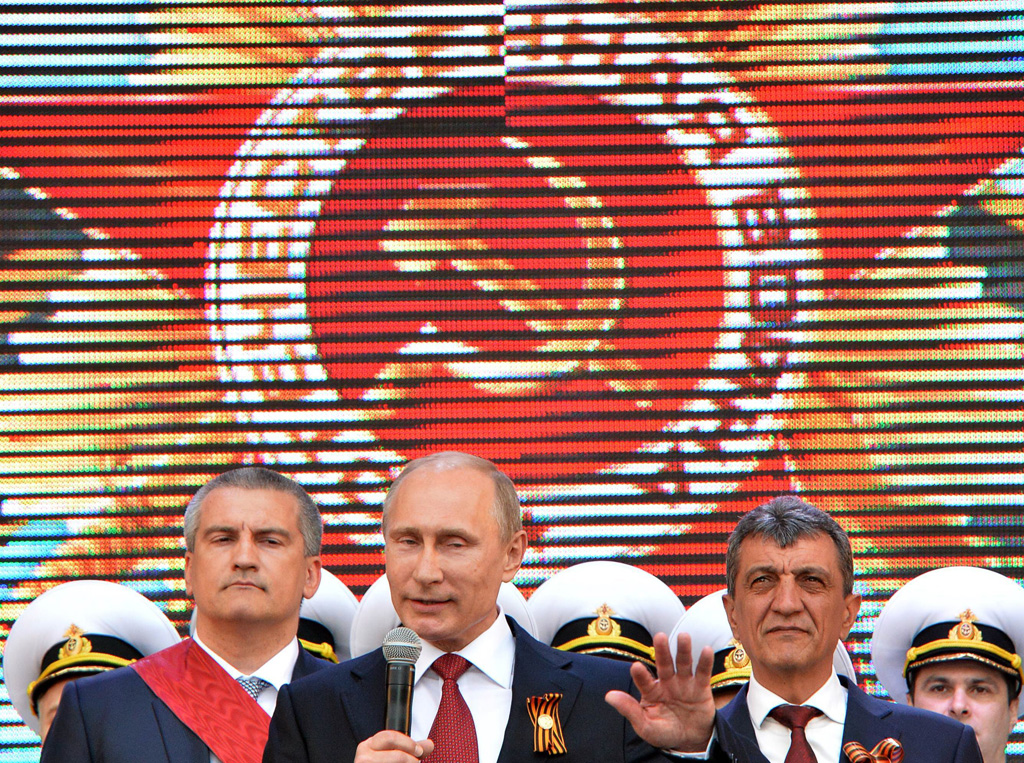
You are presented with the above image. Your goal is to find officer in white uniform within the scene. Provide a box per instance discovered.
[872,566,1024,763]
[527,560,685,671]
[3,579,180,745]
[296,569,360,663]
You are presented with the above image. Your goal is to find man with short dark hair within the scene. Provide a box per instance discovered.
[872,565,1024,763]
[607,495,984,763]
[668,588,858,711]
[42,466,329,763]
[263,450,668,763]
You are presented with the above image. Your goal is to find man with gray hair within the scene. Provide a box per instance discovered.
[42,466,330,763]
[607,495,984,763]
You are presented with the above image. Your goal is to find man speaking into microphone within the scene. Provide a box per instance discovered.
[263,451,672,763]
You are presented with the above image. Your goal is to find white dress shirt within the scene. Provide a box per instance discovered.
[745,669,848,763]
[410,610,516,763]
[192,633,301,763]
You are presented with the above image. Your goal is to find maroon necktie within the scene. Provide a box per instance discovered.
[426,654,479,763]
[768,704,823,763]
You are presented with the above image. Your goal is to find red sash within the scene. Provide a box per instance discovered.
[132,639,271,763]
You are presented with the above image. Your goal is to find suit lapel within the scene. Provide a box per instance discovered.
[716,686,771,763]
[339,651,389,743]
[717,677,901,763]
[290,647,325,680]
[840,678,898,753]
[496,620,583,763]
[150,697,210,763]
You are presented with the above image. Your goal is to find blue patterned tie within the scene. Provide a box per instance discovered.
[236,676,270,701]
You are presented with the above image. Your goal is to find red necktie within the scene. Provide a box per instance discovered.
[768,704,823,763]
[426,654,479,763]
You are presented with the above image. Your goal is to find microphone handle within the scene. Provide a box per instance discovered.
[384,662,416,734]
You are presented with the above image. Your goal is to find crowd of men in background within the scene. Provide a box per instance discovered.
[4,454,1022,763]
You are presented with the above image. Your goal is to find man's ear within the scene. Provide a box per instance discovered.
[501,530,528,583]
[184,550,193,598]
[839,592,862,640]
[723,593,741,640]
[303,556,322,599]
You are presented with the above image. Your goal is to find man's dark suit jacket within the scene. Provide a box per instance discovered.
[263,618,667,763]
[40,645,327,763]
[707,676,983,763]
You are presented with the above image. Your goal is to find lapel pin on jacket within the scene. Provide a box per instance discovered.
[843,738,904,763]
[526,693,567,754]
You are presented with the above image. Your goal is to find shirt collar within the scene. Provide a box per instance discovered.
[191,632,300,690]
[414,608,515,690]
[747,667,848,727]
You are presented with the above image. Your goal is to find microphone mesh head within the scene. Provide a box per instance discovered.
[382,626,422,665]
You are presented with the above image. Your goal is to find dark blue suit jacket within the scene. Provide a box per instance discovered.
[709,676,983,763]
[263,618,667,763]
[40,645,327,763]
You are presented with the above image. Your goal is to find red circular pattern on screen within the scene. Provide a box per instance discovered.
[308,92,725,478]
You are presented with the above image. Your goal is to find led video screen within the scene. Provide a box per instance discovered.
[1,0,1023,759]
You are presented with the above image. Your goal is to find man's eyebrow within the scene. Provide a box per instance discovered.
[386,524,421,537]
[792,564,833,578]
[743,563,779,580]
[966,676,1000,687]
[202,524,292,537]
[743,563,833,580]
[436,527,475,538]
[385,526,476,541]
[202,524,238,536]
[254,526,293,537]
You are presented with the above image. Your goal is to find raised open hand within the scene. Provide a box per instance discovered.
[605,631,716,752]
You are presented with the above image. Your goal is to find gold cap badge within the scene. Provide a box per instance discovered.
[725,639,750,670]
[58,625,93,660]
[587,603,621,638]
[948,609,983,642]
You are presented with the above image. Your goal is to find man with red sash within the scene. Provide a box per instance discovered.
[41,467,330,763]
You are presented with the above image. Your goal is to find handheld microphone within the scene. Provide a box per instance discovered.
[382,626,422,734]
